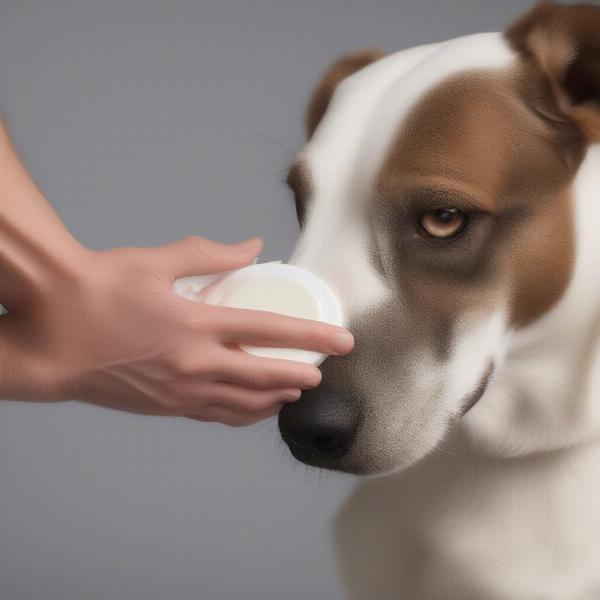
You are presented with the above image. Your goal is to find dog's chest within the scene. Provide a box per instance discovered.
[335,441,600,600]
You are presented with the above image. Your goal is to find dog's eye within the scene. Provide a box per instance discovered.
[419,208,468,239]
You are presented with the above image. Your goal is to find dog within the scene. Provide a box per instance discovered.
[277,2,600,598]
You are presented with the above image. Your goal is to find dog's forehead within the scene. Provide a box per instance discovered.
[302,33,516,196]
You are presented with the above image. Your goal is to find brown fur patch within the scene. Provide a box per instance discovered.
[305,49,385,138]
[505,1,600,141]
[509,188,574,326]
[374,67,578,327]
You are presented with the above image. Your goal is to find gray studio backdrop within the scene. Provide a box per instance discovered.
[0,1,548,599]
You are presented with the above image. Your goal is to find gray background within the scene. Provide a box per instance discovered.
[0,1,545,599]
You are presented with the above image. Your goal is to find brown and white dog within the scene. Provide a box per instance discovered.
[278,2,600,598]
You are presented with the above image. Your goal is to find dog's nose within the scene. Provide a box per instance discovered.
[278,387,359,465]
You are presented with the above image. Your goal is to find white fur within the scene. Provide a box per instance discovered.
[290,31,600,599]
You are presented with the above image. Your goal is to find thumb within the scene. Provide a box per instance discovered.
[154,236,263,278]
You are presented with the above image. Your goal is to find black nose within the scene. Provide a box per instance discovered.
[278,387,359,466]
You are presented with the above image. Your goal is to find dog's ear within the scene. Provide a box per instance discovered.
[305,49,385,138]
[506,1,600,141]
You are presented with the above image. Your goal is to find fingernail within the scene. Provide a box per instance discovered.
[302,369,322,389]
[330,330,354,355]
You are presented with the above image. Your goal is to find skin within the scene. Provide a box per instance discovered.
[0,118,354,426]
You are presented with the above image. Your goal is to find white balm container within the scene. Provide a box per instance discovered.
[172,263,344,365]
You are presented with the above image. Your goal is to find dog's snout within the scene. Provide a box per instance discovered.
[278,387,359,465]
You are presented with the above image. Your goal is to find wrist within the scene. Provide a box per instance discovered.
[0,325,39,400]
[0,236,91,310]
[0,118,93,310]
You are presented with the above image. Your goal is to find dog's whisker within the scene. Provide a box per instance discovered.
[252,130,297,161]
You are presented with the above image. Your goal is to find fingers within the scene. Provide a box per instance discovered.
[181,382,297,427]
[205,305,355,356]
[187,405,279,427]
[212,349,322,390]
[153,236,263,278]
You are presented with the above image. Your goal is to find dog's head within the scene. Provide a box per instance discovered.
[278,2,600,475]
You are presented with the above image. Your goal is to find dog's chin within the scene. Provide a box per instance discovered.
[283,432,445,477]
[285,449,432,477]
[345,441,444,478]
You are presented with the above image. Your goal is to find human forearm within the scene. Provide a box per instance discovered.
[0,118,88,310]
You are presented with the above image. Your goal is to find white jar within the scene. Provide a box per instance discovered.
[172,262,344,365]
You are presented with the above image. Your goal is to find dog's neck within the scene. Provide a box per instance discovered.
[460,144,600,459]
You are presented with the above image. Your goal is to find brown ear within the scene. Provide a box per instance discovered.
[506,1,600,141]
[305,49,385,138]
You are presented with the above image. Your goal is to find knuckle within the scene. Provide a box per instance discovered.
[187,236,217,261]
[168,354,200,377]
[177,311,209,333]
[238,318,268,340]
[195,358,220,379]
[177,308,223,338]
[183,235,204,247]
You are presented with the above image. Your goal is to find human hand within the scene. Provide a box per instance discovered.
[0,236,354,426]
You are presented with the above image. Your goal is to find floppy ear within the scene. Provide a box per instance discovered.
[305,49,385,138]
[505,1,600,141]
